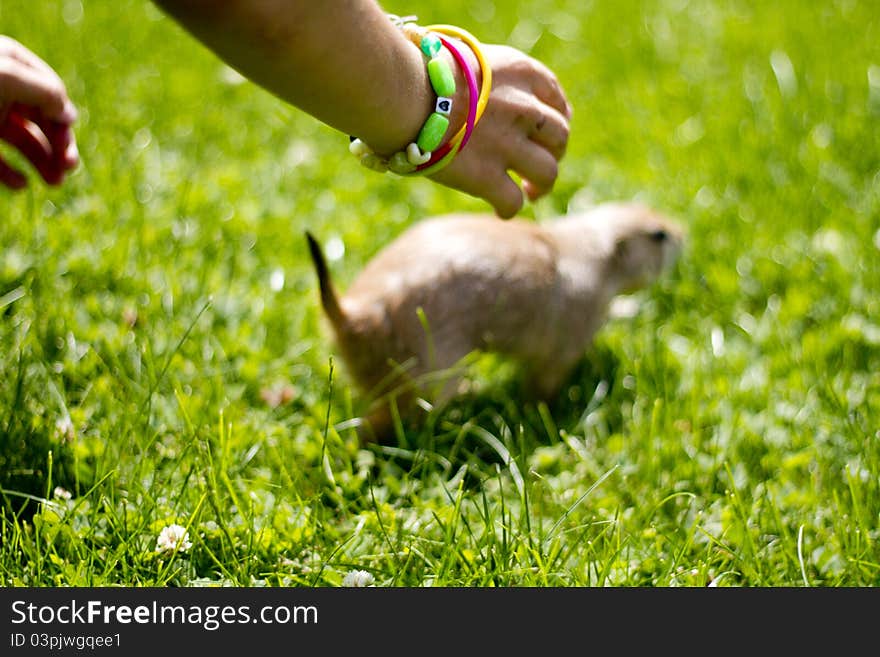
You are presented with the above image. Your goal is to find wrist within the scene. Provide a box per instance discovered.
[366,27,464,159]
[364,41,435,156]
[352,27,460,171]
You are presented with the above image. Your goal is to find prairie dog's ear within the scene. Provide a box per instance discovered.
[609,217,683,295]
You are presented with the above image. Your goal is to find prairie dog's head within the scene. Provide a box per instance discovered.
[609,205,683,293]
[553,202,684,294]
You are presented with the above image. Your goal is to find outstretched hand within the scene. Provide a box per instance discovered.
[431,44,572,218]
[0,36,79,189]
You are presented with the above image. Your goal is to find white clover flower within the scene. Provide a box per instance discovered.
[156,523,192,554]
[54,416,75,442]
[53,486,72,500]
[342,570,375,587]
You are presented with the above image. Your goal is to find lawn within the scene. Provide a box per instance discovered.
[1,0,878,587]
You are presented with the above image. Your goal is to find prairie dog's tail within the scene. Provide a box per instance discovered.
[305,231,344,326]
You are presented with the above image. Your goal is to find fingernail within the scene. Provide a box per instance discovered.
[65,141,80,167]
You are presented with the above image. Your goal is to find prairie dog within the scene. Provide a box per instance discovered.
[307,202,684,441]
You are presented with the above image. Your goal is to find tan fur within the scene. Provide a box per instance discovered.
[307,201,684,442]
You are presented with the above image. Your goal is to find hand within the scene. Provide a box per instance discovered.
[431,44,572,218]
[0,36,79,189]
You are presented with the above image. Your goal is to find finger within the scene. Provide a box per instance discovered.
[57,124,79,169]
[491,174,525,218]
[473,167,524,218]
[521,104,570,161]
[13,97,77,128]
[42,119,78,172]
[64,137,79,169]
[0,156,27,189]
[528,58,573,119]
[1,37,55,76]
[17,107,79,170]
[0,60,75,123]
[432,158,524,219]
[507,137,559,201]
[0,113,63,185]
[0,36,75,118]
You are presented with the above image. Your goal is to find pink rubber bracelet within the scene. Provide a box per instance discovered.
[439,34,479,150]
[414,34,479,172]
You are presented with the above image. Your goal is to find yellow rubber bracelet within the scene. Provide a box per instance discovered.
[365,18,492,178]
[424,24,493,148]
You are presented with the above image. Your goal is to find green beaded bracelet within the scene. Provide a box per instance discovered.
[349,25,456,174]
[416,112,449,152]
[427,57,455,96]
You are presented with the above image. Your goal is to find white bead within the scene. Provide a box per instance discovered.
[349,138,371,157]
[400,22,427,45]
[406,142,431,165]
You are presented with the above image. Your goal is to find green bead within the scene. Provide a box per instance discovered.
[388,151,416,174]
[420,33,442,58]
[416,113,449,152]
[359,153,387,172]
[427,58,456,97]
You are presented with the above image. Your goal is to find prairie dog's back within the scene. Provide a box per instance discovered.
[344,214,557,303]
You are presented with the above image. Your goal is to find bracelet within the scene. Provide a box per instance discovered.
[398,23,482,174]
[419,24,492,160]
[349,28,457,174]
[408,34,478,176]
[348,19,489,177]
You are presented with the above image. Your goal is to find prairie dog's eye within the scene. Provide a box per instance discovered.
[649,229,668,243]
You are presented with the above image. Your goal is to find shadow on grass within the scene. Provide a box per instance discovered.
[365,341,633,488]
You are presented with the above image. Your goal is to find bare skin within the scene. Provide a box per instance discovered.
[152,0,572,218]
[307,202,685,442]
[0,36,79,189]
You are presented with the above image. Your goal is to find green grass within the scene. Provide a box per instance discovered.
[1,0,878,587]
